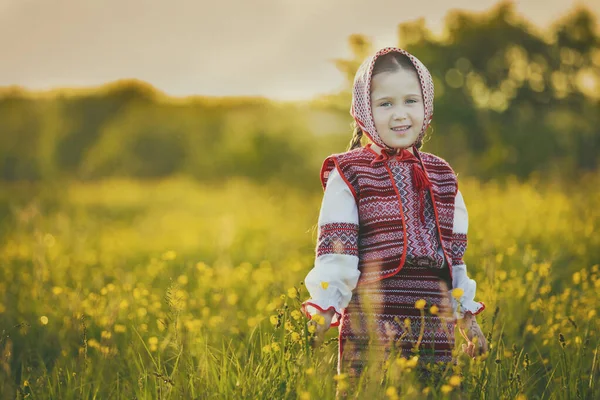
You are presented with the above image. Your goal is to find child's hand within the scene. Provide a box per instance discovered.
[307,309,335,347]
[458,313,488,358]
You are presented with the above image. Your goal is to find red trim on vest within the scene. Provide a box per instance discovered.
[380,163,408,280]
[320,157,359,202]
[332,158,358,202]
[414,148,455,281]
[365,143,378,157]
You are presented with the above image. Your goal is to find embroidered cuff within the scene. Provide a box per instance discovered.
[450,295,486,319]
[300,291,344,327]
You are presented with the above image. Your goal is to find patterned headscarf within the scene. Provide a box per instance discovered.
[350,47,434,151]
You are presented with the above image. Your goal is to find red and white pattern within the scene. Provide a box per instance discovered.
[317,222,360,258]
[338,263,456,376]
[350,47,434,150]
[389,159,445,268]
[301,156,485,373]
[302,167,361,327]
[451,233,467,266]
[319,145,458,286]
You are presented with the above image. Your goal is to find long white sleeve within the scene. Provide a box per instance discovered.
[449,189,485,319]
[301,167,361,327]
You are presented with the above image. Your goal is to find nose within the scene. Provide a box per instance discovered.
[392,108,408,121]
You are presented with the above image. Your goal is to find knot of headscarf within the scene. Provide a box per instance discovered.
[371,147,432,223]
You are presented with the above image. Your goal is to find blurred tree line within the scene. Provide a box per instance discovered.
[0,2,598,188]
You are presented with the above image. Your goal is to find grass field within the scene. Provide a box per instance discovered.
[0,174,599,399]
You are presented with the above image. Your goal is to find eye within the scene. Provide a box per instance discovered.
[379,101,392,107]
[406,99,418,104]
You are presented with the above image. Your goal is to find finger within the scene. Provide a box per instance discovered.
[461,342,474,357]
[458,326,470,342]
[468,342,475,358]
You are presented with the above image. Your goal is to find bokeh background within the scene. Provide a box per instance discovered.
[1,1,599,399]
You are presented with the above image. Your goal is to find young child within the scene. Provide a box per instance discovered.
[300,47,488,382]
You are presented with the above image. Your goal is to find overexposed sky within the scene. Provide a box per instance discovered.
[0,0,598,100]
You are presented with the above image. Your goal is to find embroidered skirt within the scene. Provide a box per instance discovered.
[337,262,457,377]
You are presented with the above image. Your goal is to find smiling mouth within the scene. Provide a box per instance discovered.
[391,125,411,132]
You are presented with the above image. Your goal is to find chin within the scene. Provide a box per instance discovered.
[386,139,418,149]
[380,132,419,150]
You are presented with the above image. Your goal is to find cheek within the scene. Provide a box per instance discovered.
[411,107,425,124]
[372,109,388,125]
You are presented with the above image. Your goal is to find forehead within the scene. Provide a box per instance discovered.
[371,69,422,97]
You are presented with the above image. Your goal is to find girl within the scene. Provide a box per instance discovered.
[300,47,488,384]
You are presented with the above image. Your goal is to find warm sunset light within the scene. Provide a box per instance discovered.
[1,1,599,398]
[0,0,597,100]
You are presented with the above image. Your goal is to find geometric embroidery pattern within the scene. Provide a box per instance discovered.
[317,222,360,257]
[451,232,467,266]
[390,161,445,269]
[338,262,456,376]
[320,147,459,285]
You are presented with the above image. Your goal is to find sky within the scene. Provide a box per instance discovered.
[0,0,598,100]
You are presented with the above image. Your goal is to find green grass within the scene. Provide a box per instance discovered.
[0,175,599,399]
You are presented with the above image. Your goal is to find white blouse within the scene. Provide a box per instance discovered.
[302,166,485,327]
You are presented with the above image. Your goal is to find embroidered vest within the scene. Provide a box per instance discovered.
[320,146,458,286]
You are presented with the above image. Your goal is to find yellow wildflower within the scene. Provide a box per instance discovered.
[291,310,302,320]
[429,304,439,315]
[299,392,310,400]
[227,293,238,305]
[415,299,426,310]
[287,288,298,298]
[406,356,419,368]
[271,342,280,352]
[385,387,398,399]
[441,384,453,394]
[449,375,461,387]
[291,332,301,342]
[177,275,188,285]
[40,316,49,325]
[452,288,464,299]
[312,314,325,326]
[320,281,329,290]
[308,325,316,334]
[333,373,347,381]
[270,315,278,325]
[262,345,271,353]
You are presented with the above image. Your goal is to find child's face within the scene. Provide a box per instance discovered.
[370,68,425,150]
